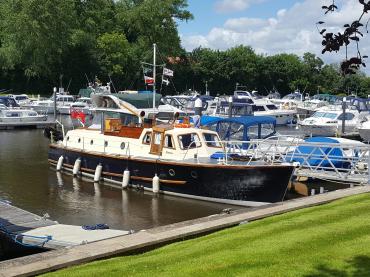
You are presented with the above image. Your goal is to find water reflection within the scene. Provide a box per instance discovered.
[0,125,236,231]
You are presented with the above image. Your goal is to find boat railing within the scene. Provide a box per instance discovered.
[55,120,65,139]
[214,137,370,184]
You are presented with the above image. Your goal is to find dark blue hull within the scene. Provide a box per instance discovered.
[49,145,294,204]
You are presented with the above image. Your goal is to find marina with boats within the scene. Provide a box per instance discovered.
[2,44,370,273]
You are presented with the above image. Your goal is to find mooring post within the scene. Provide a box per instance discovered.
[53,87,57,121]
[194,96,203,116]
[368,149,370,185]
[341,97,346,136]
[228,96,233,118]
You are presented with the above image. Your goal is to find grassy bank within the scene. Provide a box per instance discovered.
[44,194,370,277]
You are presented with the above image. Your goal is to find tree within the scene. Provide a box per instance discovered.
[318,0,370,74]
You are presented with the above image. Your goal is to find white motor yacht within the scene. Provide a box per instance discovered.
[0,108,47,122]
[271,91,304,111]
[26,95,75,114]
[58,97,93,115]
[253,100,296,125]
[9,94,32,106]
[299,106,362,137]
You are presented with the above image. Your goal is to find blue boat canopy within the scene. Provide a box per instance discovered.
[201,116,276,144]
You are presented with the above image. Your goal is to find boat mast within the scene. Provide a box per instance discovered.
[153,43,157,110]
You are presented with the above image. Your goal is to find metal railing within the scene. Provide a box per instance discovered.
[219,137,370,184]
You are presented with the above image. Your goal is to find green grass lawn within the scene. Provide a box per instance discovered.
[44,194,370,277]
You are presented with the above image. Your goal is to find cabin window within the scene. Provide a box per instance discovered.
[260,123,275,138]
[120,142,125,150]
[142,132,152,144]
[266,105,278,110]
[313,112,336,119]
[178,133,201,150]
[164,135,175,149]
[338,113,355,121]
[248,126,259,140]
[153,133,162,145]
[104,111,139,127]
[253,106,266,112]
[6,112,20,117]
[203,133,222,148]
[229,123,245,141]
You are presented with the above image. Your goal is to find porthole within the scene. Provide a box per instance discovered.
[191,171,198,179]
[78,138,81,143]
[104,141,108,147]
[90,140,94,145]
[169,169,176,177]
[66,136,70,141]
[120,142,125,150]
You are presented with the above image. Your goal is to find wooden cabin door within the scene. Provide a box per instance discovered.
[150,130,165,155]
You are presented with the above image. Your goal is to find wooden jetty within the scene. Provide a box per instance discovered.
[0,121,55,130]
[0,201,130,252]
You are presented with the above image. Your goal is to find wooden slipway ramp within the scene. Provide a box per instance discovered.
[1,186,370,277]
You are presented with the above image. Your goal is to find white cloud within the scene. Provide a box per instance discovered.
[214,0,265,13]
[182,0,370,72]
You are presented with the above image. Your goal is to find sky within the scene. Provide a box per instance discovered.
[177,0,370,73]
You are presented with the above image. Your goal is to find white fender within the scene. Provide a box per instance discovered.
[72,159,81,176]
[94,164,103,182]
[152,174,160,193]
[56,156,64,171]
[122,169,130,189]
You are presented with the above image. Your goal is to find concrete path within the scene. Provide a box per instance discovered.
[1,186,370,277]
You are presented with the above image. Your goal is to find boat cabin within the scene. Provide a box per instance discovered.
[64,108,224,161]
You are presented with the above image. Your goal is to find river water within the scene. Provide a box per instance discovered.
[0,118,236,231]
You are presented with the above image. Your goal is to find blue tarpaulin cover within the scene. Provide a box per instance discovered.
[286,137,349,169]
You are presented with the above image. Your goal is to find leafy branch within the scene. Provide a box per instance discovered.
[318,0,370,75]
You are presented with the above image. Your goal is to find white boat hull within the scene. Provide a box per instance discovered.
[0,115,47,122]
[359,128,370,142]
[299,124,357,137]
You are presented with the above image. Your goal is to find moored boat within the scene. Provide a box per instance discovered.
[47,107,294,206]
[0,108,47,122]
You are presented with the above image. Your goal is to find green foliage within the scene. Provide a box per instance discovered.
[97,32,131,76]
[43,194,370,276]
[0,0,192,94]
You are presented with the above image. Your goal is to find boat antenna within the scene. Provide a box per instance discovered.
[109,75,118,94]
[66,78,72,92]
[84,73,91,85]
